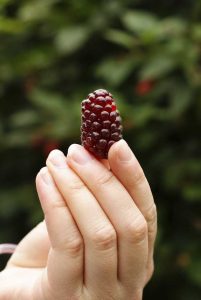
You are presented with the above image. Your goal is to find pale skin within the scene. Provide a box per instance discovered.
[0,140,157,300]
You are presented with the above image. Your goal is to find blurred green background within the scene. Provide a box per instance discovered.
[0,0,200,299]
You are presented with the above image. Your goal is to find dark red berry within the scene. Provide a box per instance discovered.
[81,89,123,159]
[103,120,111,129]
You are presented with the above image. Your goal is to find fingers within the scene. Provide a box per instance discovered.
[108,140,157,277]
[46,151,117,291]
[36,167,83,295]
[67,144,148,289]
[7,221,50,269]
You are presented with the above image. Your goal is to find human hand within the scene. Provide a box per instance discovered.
[0,140,157,300]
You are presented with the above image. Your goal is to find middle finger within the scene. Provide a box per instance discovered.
[67,144,148,289]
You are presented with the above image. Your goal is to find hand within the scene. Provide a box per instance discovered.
[0,140,157,300]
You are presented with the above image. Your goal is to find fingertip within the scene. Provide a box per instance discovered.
[46,149,68,171]
[35,167,45,186]
[108,139,130,161]
[46,149,64,165]
[48,149,64,158]
[36,167,54,186]
[40,166,49,176]
[67,143,83,156]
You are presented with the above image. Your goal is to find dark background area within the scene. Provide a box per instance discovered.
[0,1,200,299]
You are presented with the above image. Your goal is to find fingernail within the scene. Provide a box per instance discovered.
[117,140,133,162]
[68,144,93,165]
[40,167,54,185]
[48,150,66,168]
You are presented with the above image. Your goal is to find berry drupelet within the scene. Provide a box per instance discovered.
[81,89,123,159]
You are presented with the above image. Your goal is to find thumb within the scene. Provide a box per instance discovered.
[7,221,50,268]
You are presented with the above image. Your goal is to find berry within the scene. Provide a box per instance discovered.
[135,80,154,95]
[81,89,123,159]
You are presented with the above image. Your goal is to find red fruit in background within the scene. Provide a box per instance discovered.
[136,80,154,95]
[31,134,60,156]
[43,140,60,156]
[81,89,123,159]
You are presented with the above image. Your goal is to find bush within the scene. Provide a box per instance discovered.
[0,1,200,299]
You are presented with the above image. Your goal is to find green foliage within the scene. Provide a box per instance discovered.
[0,0,200,299]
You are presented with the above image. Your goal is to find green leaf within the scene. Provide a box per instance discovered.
[122,10,158,34]
[159,18,187,37]
[169,84,192,117]
[55,26,90,54]
[10,110,39,128]
[20,47,56,71]
[131,105,158,127]
[188,259,201,286]
[30,89,65,113]
[96,57,138,86]
[28,89,81,139]
[18,0,56,21]
[0,0,13,9]
[105,29,138,49]
[0,17,25,33]
[192,23,201,41]
[140,55,176,80]
[4,131,32,147]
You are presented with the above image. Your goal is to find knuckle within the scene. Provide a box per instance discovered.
[125,216,147,244]
[52,200,66,209]
[96,171,114,186]
[145,203,157,226]
[56,236,83,257]
[91,225,117,250]
[68,178,86,191]
[66,238,83,255]
[44,198,66,214]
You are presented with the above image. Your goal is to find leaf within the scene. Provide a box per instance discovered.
[4,131,32,147]
[140,55,176,80]
[30,89,65,113]
[55,26,90,54]
[96,57,138,86]
[28,89,81,139]
[105,29,138,49]
[0,17,25,33]
[20,47,56,71]
[192,23,201,41]
[122,10,158,34]
[10,110,39,128]
[159,17,187,37]
[0,0,13,9]
[18,0,56,21]
[188,259,201,286]
[131,105,158,127]
[169,84,192,117]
